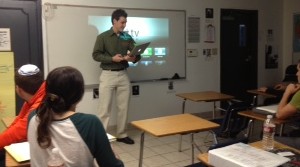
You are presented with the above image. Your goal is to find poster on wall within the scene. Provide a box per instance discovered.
[188,17,200,43]
[294,13,300,53]
[265,29,278,69]
[0,28,11,51]
[0,52,15,132]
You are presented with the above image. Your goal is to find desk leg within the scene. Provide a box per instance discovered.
[279,124,285,136]
[178,135,183,152]
[246,119,253,138]
[138,132,145,167]
[246,119,254,138]
[251,95,257,107]
[178,99,187,152]
[213,101,216,119]
[191,133,194,164]
[182,99,186,114]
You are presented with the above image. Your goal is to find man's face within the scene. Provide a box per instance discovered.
[297,64,300,83]
[113,16,127,33]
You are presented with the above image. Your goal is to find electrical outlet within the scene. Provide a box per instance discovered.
[168,81,173,90]
[132,85,139,95]
[93,88,99,99]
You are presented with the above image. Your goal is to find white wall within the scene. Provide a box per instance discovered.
[283,0,300,66]
[42,0,284,126]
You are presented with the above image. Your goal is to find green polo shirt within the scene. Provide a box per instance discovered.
[92,28,135,70]
[290,91,300,111]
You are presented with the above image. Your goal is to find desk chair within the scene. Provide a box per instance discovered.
[209,101,252,143]
[282,64,298,83]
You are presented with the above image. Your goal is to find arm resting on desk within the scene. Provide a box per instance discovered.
[0,116,28,149]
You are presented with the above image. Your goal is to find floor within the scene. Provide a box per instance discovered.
[107,113,264,167]
[109,128,215,167]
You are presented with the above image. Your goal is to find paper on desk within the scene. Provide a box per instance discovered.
[208,143,290,167]
[255,104,278,114]
[4,141,30,162]
[107,133,116,142]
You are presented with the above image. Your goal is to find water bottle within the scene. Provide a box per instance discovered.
[47,148,65,167]
[262,115,276,151]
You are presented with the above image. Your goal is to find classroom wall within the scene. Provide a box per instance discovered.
[283,0,300,66]
[41,0,285,126]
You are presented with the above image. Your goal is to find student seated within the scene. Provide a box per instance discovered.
[258,63,299,105]
[274,66,300,149]
[0,64,45,166]
[28,66,124,167]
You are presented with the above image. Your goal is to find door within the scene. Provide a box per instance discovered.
[221,9,258,103]
[0,0,43,113]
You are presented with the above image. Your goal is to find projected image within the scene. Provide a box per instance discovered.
[128,62,138,67]
[88,16,169,69]
[154,47,167,57]
[86,11,185,82]
[155,60,166,66]
[140,61,153,66]
[88,16,168,44]
[141,48,153,58]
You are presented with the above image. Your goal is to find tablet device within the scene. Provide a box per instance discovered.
[130,42,151,56]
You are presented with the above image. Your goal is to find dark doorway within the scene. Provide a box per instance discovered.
[220,9,258,104]
[0,0,43,113]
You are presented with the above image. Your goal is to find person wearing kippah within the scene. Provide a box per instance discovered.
[0,64,45,166]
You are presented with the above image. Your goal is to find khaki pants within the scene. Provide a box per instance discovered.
[98,70,130,138]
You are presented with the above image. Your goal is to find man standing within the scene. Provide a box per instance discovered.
[92,9,140,144]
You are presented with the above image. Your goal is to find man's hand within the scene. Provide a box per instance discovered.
[112,54,124,63]
[123,55,136,62]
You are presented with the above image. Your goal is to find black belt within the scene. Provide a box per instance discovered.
[103,68,126,71]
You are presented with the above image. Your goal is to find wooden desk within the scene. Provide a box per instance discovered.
[238,110,288,136]
[198,140,300,167]
[247,89,277,106]
[5,153,30,167]
[131,114,220,167]
[176,91,234,151]
[247,89,277,98]
[176,91,234,118]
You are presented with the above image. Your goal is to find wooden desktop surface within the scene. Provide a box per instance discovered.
[238,110,287,124]
[247,89,277,98]
[5,153,30,167]
[198,140,300,167]
[176,91,234,102]
[131,113,220,137]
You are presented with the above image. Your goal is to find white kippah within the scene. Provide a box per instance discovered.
[18,64,40,76]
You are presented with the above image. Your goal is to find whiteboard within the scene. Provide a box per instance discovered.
[44,5,186,85]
